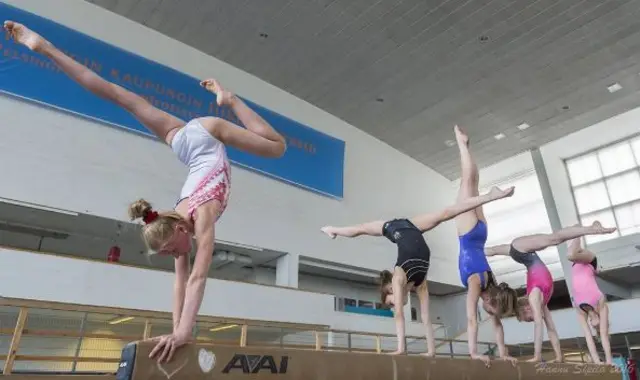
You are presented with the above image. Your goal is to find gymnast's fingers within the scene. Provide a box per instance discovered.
[149,336,167,359]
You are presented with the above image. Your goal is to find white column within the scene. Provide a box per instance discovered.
[275,253,299,288]
[530,148,576,304]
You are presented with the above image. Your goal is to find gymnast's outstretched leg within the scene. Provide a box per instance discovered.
[4,21,184,144]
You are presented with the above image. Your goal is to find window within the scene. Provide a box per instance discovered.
[481,171,558,276]
[344,298,357,307]
[565,136,640,244]
[480,171,557,258]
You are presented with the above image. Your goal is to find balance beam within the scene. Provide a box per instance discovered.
[115,341,622,380]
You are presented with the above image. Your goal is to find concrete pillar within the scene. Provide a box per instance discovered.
[276,253,299,288]
[530,148,576,304]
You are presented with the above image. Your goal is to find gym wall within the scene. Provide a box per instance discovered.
[0,0,461,284]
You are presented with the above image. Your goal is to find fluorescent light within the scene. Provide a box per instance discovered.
[517,123,530,131]
[607,83,622,93]
[217,240,264,252]
[444,140,455,147]
[210,324,238,332]
[108,316,134,325]
[0,197,79,216]
[494,133,506,140]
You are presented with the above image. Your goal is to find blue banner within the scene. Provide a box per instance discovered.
[0,2,345,198]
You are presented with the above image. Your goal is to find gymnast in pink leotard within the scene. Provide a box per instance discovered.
[568,237,612,364]
[485,221,617,363]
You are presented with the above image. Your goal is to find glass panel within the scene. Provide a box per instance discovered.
[358,300,374,308]
[344,298,356,307]
[605,171,640,206]
[202,323,242,345]
[597,142,636,176]
[566,154,602,186]
[482,174,542,214]
[614,202,640,236]
[482,173,552,247]
[579,211,618,245]
[486,205,551,246]
[631,137,640,165]
[573,182,610,214]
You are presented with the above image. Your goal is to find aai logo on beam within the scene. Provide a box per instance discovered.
[222,354,289,374]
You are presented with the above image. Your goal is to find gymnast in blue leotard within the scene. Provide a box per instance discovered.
[452,125,518,366]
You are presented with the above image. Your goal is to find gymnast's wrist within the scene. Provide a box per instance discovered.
[174,325,192,341]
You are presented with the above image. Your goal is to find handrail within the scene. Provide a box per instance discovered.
[0,298,499,345]
[0,297,592,375]
[434,317,493,349]
[0,298,501,374]
[0,297,329,331]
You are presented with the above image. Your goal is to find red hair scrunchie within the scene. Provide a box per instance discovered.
[142,209,159,224]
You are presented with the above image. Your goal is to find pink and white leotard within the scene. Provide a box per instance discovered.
[571,259,603,311]
[171,118,231,221]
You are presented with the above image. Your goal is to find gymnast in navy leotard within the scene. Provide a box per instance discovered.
[452,125,518,366]
[320,185,513,356]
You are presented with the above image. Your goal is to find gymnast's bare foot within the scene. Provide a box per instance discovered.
[591,221,616,235]
[4,21,49,52]
[421,352,435,358]
[489,185,515,199]
[454,125,469,146]
[321,226,337,239]
[200,78,235,107]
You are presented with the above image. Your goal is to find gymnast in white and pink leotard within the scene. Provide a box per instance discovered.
[5,21,287,364]
[568,237,613,365]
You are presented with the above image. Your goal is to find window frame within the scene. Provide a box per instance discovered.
[564,135,640,244]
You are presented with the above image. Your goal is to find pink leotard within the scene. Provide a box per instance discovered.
[510,245,554,304]
[571,260,603,310]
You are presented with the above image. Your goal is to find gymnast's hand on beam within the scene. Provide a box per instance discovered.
[470,354,491,367]
[148,332,190,363]
[499,355,518,367]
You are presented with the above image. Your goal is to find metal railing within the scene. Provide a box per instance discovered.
[0,298,512,375]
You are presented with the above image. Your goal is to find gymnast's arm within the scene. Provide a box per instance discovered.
[392,278,407,354]
[172,254,189,332]
[492,315,509,357]
[173,203,216,340]
[567,238,595,264]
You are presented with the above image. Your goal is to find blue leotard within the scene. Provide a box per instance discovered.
[458,220,493,289]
